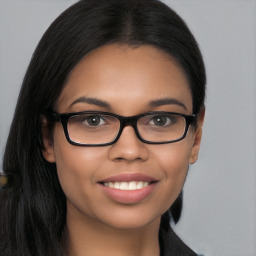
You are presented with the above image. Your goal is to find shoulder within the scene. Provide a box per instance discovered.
[160,227,197,256]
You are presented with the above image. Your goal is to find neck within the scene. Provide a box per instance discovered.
[63,204,161,256]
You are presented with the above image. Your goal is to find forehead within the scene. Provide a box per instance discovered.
[57,44,192,114]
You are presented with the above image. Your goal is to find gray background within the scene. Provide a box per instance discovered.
[0,1,255,256]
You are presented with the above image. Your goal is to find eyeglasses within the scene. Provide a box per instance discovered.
[48,111,195,146]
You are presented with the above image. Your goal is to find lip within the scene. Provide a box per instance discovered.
[98,173,158,204]
[99,173,157,183]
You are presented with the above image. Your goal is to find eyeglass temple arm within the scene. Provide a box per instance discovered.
[44,111,61,122]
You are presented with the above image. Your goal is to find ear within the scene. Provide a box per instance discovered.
[189,108,205,164]
[41,115,56,163]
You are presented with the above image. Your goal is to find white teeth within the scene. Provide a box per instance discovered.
[129,181,137,190]
[114,182,120,189]
[104,181,149,190]
[119,182,129,190]
[137,181,143,189]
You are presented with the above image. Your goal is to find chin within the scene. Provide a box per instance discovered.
[96,210,162,231]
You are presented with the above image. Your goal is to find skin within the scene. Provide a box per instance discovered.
[42,44,204,256]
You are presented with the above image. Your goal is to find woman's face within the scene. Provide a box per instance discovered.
[43,44,203,230]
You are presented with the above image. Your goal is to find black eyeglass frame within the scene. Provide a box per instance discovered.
[48,111,196,146]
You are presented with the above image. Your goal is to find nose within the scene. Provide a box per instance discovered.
[108,126,149,162]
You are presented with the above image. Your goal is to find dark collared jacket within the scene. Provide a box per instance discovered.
[160,227,197,256]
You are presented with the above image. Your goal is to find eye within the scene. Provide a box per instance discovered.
[149,115,176,126]
[82,115,106,126]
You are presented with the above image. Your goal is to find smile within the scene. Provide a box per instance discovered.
[98,174,158,204]
[103,181,150,190]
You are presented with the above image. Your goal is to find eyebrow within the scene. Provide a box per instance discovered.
[149,98,188,110]
[70,97,111,108]
[70,96,187,110]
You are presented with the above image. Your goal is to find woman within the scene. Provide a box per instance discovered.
[0,0,206,255]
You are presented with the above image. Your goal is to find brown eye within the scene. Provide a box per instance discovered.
[149,115,176,127]
[85,116,103,126]
[72,115,106,127]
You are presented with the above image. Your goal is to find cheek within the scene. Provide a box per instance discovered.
[151,140,193,206]
[52,130,107,200]
[55,146,102,177]
[156,139,191,173]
